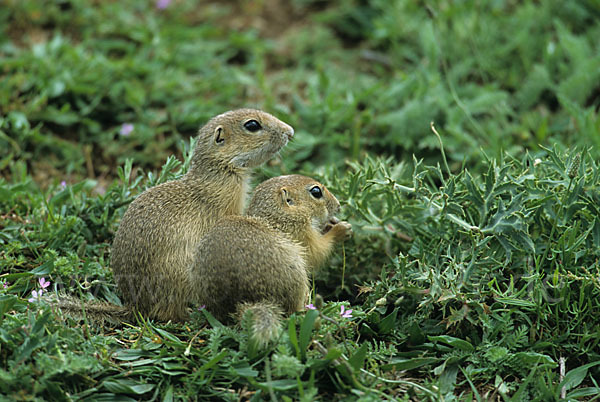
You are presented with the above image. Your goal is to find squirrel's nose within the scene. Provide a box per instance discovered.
[284,124,294,140]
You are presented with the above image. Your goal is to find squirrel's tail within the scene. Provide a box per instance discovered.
[236,301,283,349]
[50,295,132,326]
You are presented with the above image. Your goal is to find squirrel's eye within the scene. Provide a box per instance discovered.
[309,186,323,199]
[244,120,262,132]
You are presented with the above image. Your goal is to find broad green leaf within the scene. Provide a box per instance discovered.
[14,336,41,363]
[568,387,600,398]
[152,326,182,344]
[494,297,536,308]
[378,308,399,335]
[201,309,224,328]
[308,347,343,371]
[112,349,152,361]
[232,365,259,377]
[288,316,300,359]
[428,335,474,352]
[81,394,136,402]
[512,352,555,366]
[0,295,17,324]
[347,343,368,371]
[254,379,298,392]
[381,357,439,371]
[198,349,228,373]
[29,260,55,275]
[558,361,600,391]
[102,379,154,395]
[299,309,319,359]
[162,385,174,402]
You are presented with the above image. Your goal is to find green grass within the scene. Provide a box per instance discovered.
[2,0,600,400]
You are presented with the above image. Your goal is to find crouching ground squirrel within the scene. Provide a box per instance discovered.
[110,109,294,322]
[192,175,352,344]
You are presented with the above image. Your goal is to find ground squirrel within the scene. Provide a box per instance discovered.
[192,175,352,343]
[110,109,294,322]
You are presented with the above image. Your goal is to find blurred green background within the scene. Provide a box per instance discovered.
[2,0,598,185]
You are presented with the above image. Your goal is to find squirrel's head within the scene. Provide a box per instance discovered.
[190,109,294,174]
[247,175,341,237]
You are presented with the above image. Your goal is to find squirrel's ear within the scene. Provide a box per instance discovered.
[214,126,225,145]
[280,188,293,206]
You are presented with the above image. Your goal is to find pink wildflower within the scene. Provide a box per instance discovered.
[39,277,50,290]
[305,304,317,310]
[155,0,171,9]
[340,305,353,318]
[28,290,42,303]
[119,123,134,136]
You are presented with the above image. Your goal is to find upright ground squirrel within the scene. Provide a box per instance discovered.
[110,109,294,321]
[193,175,352,343]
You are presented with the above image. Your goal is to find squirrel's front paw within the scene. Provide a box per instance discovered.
[330,221,352,241]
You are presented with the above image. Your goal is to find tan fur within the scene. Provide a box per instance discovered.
[50,295,132,326]
[110,109,293,322]
[237,301,284,349]
[193,215,309,322]
[247,174,352,271]
[192,175,352,330]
